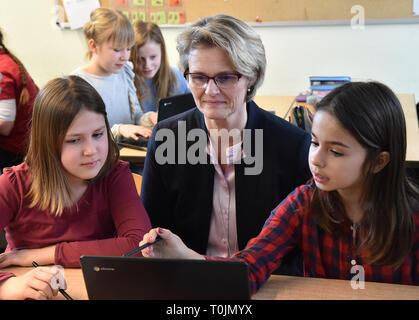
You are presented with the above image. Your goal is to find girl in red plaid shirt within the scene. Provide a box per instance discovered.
[140,81,419,294]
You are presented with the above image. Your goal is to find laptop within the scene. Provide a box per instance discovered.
[117,136,149,151]
[117,93,196,150]
[157,93,196,122]
[80,256,250,300]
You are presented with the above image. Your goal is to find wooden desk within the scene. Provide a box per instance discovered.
[254,95,298,118]
[119,147,147,163]
[2,267,418,300]
[252,274,419,300]
[255,94,419,164]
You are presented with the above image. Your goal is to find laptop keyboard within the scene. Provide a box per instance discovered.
[118,136,149,150]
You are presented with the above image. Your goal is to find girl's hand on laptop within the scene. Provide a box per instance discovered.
[119,124,152,139]
[140,228,204,260]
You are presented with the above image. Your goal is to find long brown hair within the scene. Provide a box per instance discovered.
[0,29,34,106]
[310,81,418,267]
[130,21,178,110]
[25,76,119,217]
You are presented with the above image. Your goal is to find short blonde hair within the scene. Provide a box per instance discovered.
[83,8,135,59]
[176,14,266,102]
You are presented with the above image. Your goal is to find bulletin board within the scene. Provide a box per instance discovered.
[182,0,419,24]
[57,0,419,27]
[57,0,186,26]
[111,0,187,25]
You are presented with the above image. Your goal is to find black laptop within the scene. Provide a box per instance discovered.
[117,136,149,151]
[117,93,196,150]
[80,256,250,300]
[157,93,196,122]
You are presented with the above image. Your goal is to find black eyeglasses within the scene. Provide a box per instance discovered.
[184,72,242,89]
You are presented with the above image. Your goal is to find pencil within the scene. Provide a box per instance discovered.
[31,261,73,300]
[124,235,162,257]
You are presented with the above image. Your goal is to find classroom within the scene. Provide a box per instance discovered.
[2,1,419,101]
[0,0,419,304]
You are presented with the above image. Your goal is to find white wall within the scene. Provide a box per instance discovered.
[1,0,418,102]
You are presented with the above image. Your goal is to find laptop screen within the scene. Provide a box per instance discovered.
[157,93,196,122]
[80,256,250,300]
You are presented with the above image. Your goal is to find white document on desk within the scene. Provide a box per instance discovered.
[62,0,100,30]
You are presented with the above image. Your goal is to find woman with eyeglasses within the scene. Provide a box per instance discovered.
[141,15,311,276]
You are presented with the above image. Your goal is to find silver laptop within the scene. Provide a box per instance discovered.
[80,256,250,300]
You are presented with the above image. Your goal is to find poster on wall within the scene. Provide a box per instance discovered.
[62,0,101,29]
[111,0,185,25]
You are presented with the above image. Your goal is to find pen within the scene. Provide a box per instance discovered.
[124,235,162,257]
[31,261,73,300]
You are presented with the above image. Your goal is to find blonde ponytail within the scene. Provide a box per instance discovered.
[83,8,134,60]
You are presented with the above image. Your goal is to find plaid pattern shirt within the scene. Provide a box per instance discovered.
[209,182,419,294]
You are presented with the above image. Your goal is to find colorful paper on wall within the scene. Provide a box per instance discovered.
[179,11,185,24]
[168,11,185,24]
[168,11,180,24]
[115,0,128,6]
[151,0,164,7]
[107,0,186,25]
[133,0,145,6]
[150,11,167,24]
[169,0,182,6]
[131,11,146,23]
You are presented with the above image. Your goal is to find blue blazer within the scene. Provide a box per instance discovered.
[142,101,311,257]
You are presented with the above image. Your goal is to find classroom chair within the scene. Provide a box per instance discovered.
[132,173,142,195]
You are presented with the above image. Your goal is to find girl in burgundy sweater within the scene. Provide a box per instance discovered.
[0,76,151,300]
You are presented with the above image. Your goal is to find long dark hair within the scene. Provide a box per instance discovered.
[310,81,418,267]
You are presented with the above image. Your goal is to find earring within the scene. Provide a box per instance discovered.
[247,88,251,92]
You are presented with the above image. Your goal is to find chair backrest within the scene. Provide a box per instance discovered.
[132,173,142,195]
